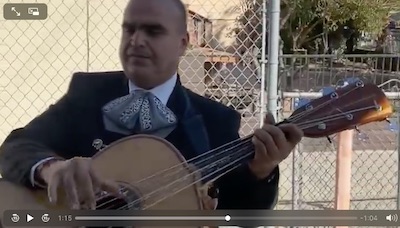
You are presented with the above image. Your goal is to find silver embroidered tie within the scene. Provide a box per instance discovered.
[102,90,177,138]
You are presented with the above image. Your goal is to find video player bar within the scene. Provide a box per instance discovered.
[2,210,399,227]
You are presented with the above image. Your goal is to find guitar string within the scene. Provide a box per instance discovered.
[101,83,362,195]
[131,83,362,186]
[132,135,252,184]
[285,83,362,123]
[97,101,376,208]
[140,150,251,210]
[290,104,378,128]
[126,84,364,190]
[288,105,379,131]
[95,85,373,208]
[95,139,253,209]
[115,109,367,210]
[119,105,379,210]
[98,103,380,210]
[121,145,253,210]
[95,138,253,209]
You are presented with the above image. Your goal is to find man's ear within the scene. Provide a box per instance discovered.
[179,32,189,55]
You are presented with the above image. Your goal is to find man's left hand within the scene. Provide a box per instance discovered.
[250,113,303,179]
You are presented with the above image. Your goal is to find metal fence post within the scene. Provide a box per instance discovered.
[266,0,280,120]
[292,142,303,211]
[397,108,400,210]
[259,0,268,126]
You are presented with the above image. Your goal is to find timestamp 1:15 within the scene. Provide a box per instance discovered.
[58,215,73,222]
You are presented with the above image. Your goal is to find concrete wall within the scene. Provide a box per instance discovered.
[1,0,89,142]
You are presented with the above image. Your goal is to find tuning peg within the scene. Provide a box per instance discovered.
[326,136,332,144]
[386,118,391,124]
[354,126,361,133]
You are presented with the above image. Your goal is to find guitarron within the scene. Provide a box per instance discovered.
[0,80,394,228]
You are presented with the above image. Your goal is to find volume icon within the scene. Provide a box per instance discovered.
[386,214,398,222]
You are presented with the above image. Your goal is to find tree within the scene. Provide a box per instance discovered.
[230,0,263,55]
[231,0,399,54]
[280,0,324,53]
[281,0,398,53]
[324,0,391,34]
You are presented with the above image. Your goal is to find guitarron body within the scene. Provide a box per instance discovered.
[0,135,208,228]
[0,80,395,228]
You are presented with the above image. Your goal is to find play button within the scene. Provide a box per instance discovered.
[26,214,34,222]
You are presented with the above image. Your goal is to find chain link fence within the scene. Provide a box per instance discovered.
[278,96,400,211]
[0,0,263,140]
[1,0,400,215]
[277,54,400,211]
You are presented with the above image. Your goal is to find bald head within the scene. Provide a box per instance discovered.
[119,0,189,89]
[124,0,188,34]
[170,0,188,33]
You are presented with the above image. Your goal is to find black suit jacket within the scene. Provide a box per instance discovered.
[0,71,279,209]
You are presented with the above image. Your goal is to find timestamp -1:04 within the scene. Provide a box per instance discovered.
[361,215,378,221]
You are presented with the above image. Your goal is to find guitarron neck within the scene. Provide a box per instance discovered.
[194,134,255,183]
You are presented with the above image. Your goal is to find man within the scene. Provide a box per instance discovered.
[0,0,303,211]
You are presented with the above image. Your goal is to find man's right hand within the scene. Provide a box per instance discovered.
[38,157,120,209]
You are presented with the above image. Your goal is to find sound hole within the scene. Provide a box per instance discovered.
[86,182,142,228]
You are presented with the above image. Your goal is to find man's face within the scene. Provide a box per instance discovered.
[119,0,188,89]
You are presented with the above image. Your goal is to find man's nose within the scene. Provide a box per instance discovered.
[130,31,145,47]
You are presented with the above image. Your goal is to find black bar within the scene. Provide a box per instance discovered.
[2,210,399,227]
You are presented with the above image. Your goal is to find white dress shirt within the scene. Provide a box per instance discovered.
[30,73,177,187]
[128,73,177,105]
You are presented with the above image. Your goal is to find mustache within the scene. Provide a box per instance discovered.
[125,49,150,58]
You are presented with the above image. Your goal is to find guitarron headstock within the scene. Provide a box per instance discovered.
[286,80,394,138]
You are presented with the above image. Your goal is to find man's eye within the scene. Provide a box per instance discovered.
[123,26,135,33]
[148,30,159,35]
[146,27,162,35]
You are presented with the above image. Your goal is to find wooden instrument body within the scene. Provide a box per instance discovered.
[0,135,210,228]
[0,80,395,228]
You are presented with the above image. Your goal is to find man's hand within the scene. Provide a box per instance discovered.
[38,157,120,209]
[250,113,303,179]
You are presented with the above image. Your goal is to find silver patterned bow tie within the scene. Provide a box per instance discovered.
[102,90,177,137]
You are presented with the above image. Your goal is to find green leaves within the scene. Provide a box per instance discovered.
[323,0,394,35]
[232,0,398,53]
[283,0,395,34]
[279,0,398,51]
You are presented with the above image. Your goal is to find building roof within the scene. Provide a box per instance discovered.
[185,47,239,63]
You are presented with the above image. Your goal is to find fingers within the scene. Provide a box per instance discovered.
[252,129,275,160]
[262,124,287,150]
[47,161,72,204]
[63,174,80,209]
[263,112,303,142]
[279,124,304,144]
[45,157,119,210]
[90,169,121,197]
[47,163,80,209]
[252,123,303,162]
[264,113,276,125]
[250,117,304,178]
[75,160,96,209]
[101,180,123,197]
[47,171,61,204]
